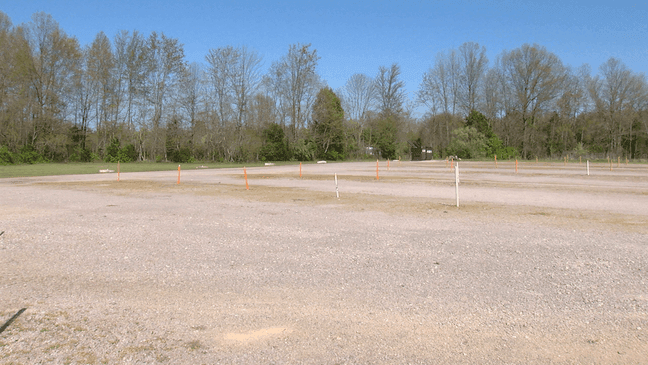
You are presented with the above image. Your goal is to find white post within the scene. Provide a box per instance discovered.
[335,173,339,199]
[587,160,590,176]
[455,162,460,207]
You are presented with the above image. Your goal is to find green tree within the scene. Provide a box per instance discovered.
[311,87,345,160]
[465,110,494,138]
[0,145,15,165]
[375,116,398,159]
[105,137,120,161]
[464,110,517,158]
[259,123,290,161]
[446,126,488,159]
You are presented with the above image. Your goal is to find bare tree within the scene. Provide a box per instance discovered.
[418,52,461,147]
[588,58,647,156]
[375,63,405,116]
[0,12,36,150]
[500,43,566,157]
[231,46,262,129]
[205,46,262,160]
[481,67,501,121]
[178,62,206,140]
[264,43,321,140]
[457,42,488,114]
[544,66,588,156]
[26,12,81,155]
[113,30,148,133]
[205,46,237,128]
[145,31,185,160]
[341,73,376,121]
[339,73,377,155]
[419,50,462,114]
[83,31,115,151]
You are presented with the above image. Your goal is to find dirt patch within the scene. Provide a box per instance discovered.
[36,179,648,234]
[224,327,292,343]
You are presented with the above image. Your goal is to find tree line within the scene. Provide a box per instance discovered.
[1,11,647,165]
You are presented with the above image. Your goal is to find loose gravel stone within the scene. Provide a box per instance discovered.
[1,161,647,363]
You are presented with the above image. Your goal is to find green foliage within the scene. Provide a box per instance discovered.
[105,138,120,162]
[168,147,194,163]
[570,142,588,158]
[18,144,46,164]
[465,110,495,139]
[68,146,94,162]
[259,123,291,161]
[447,127,488,159]
[0,145,50,165]
[487,136,518,159]
[311,87,346,160]
[118,144,138,162]
[462,111,518,159]
[291,138,316,161]
[0,145,15,165]
[105,139,138,162]
[375,117,398,159]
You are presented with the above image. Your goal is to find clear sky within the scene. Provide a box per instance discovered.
[2,0,647,114]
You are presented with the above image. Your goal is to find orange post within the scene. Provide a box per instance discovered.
[494,155,497,168]
[451,158,454,170]
[376,159,379,180]
[515,159,518,174]
[387,159,390,171]
[299,162,302,178]
[177,165,181,184]
[244,167,249,190]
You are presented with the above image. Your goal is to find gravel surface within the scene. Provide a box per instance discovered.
[1,160,647,364]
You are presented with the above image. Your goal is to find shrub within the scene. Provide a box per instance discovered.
[68,146,94,162]
[168,147,194,163]
[291,139,316,161]
[105,139,138,163]
[104,138,120,162]
[117,144,137,162]
[0,145,15,165]
[259,123,291,161]
[446,127,488,159]
[18,144,45,164]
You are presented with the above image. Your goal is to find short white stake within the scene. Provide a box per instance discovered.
[455,162,460,207]
[335,173,340,199]
[587,160,590,176]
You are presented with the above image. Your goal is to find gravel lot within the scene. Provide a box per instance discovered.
[1,160,647,364]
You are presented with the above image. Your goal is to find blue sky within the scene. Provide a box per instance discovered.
[2,0,647,114]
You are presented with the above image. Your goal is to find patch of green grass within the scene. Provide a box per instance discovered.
[0,161,268,178]
[0,159,344,178]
